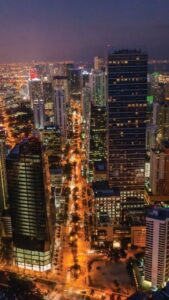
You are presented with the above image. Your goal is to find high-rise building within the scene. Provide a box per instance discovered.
[89,104,107,181]
[145,207,169,288]
[156,100,169,144]
[29,77,45,129]
[53,76,69,104]
[41,125,63,218]
[145,141,169,205]
[92,181,121,226]
[29,78,43,108]
[6,138,53,271]
[53,88,67,138]
[90,71,107,106]
[42,125,61,160]
[94,56,104,71]
[0,140,8,211]
[33,98,45,129]
[0,139,12,239]
[67,67,82,100]
[43,80,53,126]
[81,85,91,170]
[108,49,147,214]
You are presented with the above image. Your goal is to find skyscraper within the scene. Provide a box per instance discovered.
[29,76,45,129]
[90,70,107,106]
[0,140,8,211]
[89,104,107,181]
[41,125,63,218]
[29,77,43,108]
[0,139,12,239]
[6,138,53,271]
[33,98,45,129]
[145,207,169,288]
[108,49,147,215]
[43,80,53,126]
[53,88,67,138]
[67,67,82,100]
[94,56,104,71]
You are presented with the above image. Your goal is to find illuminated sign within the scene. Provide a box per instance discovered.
[147,95,154,105]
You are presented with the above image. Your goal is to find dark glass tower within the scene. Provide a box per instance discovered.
[0,140,8,211]
[89,104,107,181]
[108,50,147,214]
[6,138,52,271]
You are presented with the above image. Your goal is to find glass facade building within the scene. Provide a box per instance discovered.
[0,140,8,211]
[108,50,147,213]
[6,138,52,271]
[89,104,107,181]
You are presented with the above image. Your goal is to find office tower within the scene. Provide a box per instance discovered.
[43,80,53,125]
[89,104,107,181]
[146,73,169,149]
[29,76,45,129]
[90,69,107,106]
[82,86,91,120]
[53,75,69,104]
[108,49,147,214]
[146,101,158,152]
[42,125,61,160]
[0,140,12,239]
[81,85,91,170]
[6,138,52,271]
[33,98,45,129]
[29,77,43,108]
[92,181,121,225]
[149,72,165,103]
[53,88,67,138]
[147,100,169,148]
[0,140,8,211]
[41,125,63,216]
[94,56,104,71]
[156,100,169,144]
[82,70,90,88]
[91,182,121,250]
[149,141,169,201]
[145,207,169,288]
[67,67,82,100]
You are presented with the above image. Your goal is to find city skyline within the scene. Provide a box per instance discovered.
[0,50,169,299]
[0,0,169,62]
[0,1,169,298]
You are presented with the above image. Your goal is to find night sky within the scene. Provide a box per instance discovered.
[0,0,169,62]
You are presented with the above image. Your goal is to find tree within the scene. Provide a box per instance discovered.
[63,163,72,179]
[71,213,80,223]
[64,143,70,156]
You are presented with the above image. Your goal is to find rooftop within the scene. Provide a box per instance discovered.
[92,181,120,197]
[8,137,41,157]
[94,161,107,172]
[147,207,169,221]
